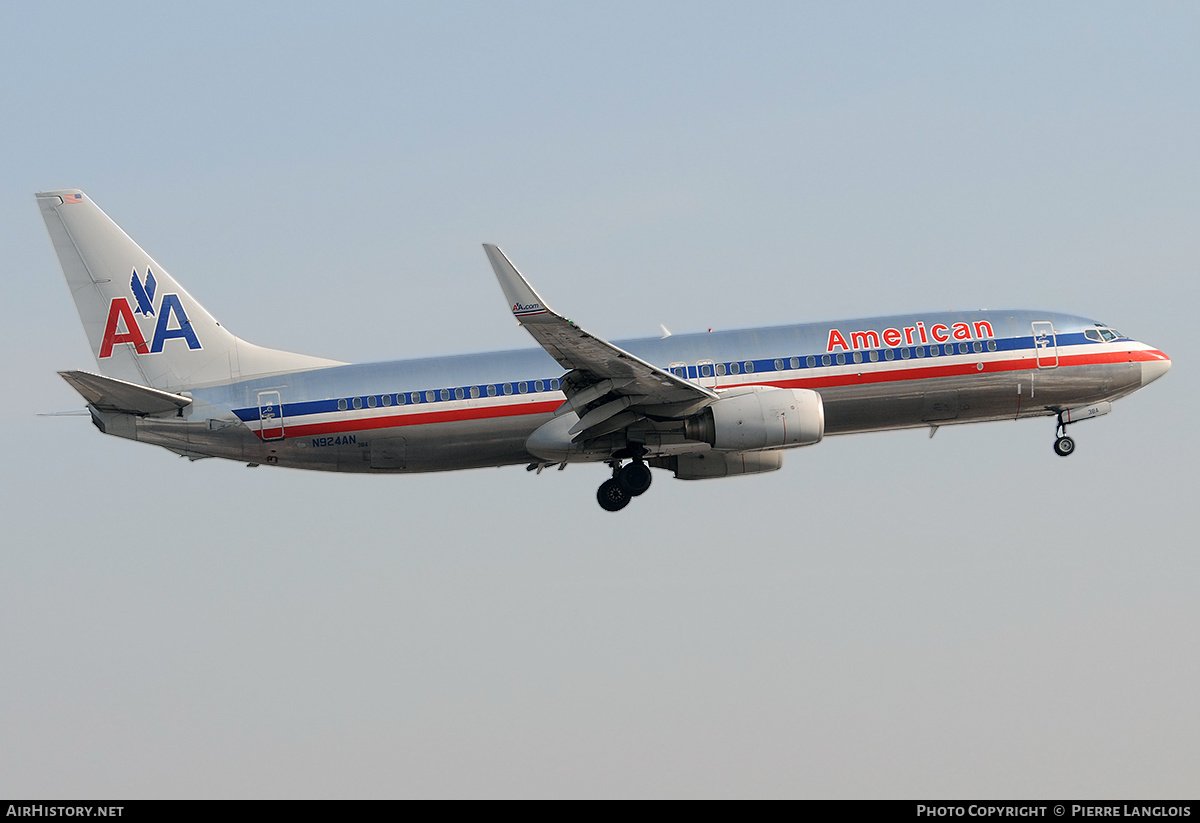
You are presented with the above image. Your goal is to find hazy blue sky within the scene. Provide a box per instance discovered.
[2,1,1197,798]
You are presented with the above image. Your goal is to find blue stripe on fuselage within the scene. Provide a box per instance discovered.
[204,310,1109,415]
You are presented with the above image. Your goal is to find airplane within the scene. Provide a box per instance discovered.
[38,189,1171,512]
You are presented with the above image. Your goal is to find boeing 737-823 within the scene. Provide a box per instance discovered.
[38,190,1171,511]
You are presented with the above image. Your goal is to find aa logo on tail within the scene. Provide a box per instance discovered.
[99,268,202,358]
[130,270,156,315]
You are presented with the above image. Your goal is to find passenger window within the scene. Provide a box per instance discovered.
[426,390,436,402]
[337,399,347,411]
[774,359,784,371]
[701,365,712,377]
[367,395,377,407]
[454,387,464,400]
[901,348,911,359]
[744,362,754,373]
[487,385,497,397]
[915,347,925,358]
[852,352,862,364]
[885,349,895,361]
[535,380,544,392]
[821,354,831,366]
[835,353,845,365]
[440,389,450,401]
[730,362,740,374]
[503,384,512,395]
[928,346,938,357]
[382,394,391,406]
[411,392,421,404]
[550,379,560,391]
[987,340,997,351]
[868,351,879,362]
[397,393,406,405]
[716,363,726,376]
[353,397,362,409]
[470,386,479,399]
[959,343,969,354]
[973,341,982,353]
[806,356,815,368]
[518,382,527,393]
[790,357,800,369]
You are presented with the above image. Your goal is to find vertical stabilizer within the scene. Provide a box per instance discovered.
[37,190,343,390]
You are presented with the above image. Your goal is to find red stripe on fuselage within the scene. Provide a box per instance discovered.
[259,399,563,440]
[774,347,1162,390]
[252,347,1163,440]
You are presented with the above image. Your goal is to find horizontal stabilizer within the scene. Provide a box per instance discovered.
[59,370,192,415]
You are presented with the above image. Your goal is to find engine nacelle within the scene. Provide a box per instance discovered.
[685,388,824,451]
[664,450,783,480]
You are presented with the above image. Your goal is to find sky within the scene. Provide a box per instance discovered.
[2,1,1198,799]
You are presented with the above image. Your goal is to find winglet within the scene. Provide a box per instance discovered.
[478,244,718,412]
[483,244,554,323]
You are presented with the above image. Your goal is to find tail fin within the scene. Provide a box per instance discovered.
[37,190,343,390]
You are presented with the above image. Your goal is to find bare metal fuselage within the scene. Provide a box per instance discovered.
[101,309,1165,473]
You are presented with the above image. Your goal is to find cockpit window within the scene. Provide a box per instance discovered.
[1092,324,1124,342]
[1085,329,1102,342]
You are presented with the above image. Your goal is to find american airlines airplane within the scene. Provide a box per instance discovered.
[39,190,1171,511]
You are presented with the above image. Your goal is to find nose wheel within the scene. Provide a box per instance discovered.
[596,459,653,511]
[1053,414,1075,457]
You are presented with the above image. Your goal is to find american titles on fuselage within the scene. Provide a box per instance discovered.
[98,267,202,358]
[827,320,995,353]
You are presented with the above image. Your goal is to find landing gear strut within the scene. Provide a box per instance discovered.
[1053,414,1075,457]
[596,458,652,512]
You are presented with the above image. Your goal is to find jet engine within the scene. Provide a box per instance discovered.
[684,388,824,451]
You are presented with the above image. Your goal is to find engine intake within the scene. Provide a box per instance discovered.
[685,388,824,451]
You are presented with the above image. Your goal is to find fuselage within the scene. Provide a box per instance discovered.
[123,308,1170,472]
[39,190,1173,512]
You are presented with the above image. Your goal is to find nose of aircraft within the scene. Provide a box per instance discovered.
[1141,350,1171,386]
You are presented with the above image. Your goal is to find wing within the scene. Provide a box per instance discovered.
[483,245,715,440]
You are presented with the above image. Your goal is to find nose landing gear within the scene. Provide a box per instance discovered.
[596,458,653,512]
[1053,434,1075,456]
[1053,413,1075,457]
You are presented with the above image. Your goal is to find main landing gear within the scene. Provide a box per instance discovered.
[1053,413,1075,457]
[596,459,653,512]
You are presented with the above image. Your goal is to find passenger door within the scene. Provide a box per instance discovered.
[1032,322,1058,369]
[257,390,284,440]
